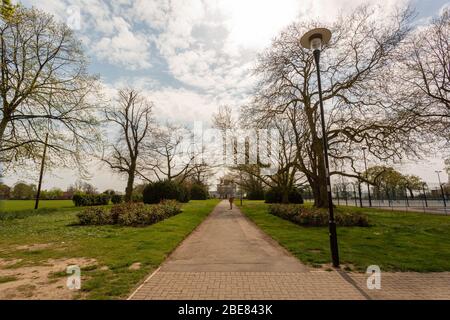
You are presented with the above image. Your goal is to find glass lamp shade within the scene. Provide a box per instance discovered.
[300,28,332,50]
[310,37,323,51]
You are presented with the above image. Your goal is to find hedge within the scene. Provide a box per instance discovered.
[190,183,209,200]
[111,194,123,204]
[246,189,265,200]
[265,187,304,204]
[72,193,111,207]
[268,204,369,227]
[143,180,190,204]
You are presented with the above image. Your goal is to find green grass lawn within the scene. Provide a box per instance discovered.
[0,199,220,299]
[0,200,74,212]
[239,200,450,272]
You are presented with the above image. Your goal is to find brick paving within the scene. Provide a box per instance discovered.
[129,201,450,300]
[130,272,365,300]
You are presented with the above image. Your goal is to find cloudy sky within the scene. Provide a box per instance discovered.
[5,0,450,191]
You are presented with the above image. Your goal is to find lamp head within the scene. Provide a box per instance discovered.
[300,28,332,51]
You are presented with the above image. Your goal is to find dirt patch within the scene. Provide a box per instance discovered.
[0,258,97,300]
[128,262,141,271]
[16,243,53,251]
[0,258,23,268]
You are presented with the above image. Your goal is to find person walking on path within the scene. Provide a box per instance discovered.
[229,195,235,210]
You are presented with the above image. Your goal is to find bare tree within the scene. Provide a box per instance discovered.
[68,179,97,195]
[144,122,199,183]
[102,89,153,202]
[0,7,100,173]
[243,5,424,207]
[394,8,450,141]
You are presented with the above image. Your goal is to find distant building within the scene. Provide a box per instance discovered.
[215,176,237,199]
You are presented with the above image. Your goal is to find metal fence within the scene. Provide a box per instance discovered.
[303,181,449,215]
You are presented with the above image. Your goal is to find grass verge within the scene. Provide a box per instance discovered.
[239,200,450,272]
[0,199,220,299]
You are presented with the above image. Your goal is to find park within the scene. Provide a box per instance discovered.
[1,0,450,302]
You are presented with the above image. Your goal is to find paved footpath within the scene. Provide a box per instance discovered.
[129,201,450,300]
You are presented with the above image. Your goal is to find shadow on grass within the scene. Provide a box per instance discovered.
[0,207,60,220]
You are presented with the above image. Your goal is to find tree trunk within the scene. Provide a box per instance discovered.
[125,162,136,202]
[310,177,328,208]
[0,115,9,145]
[311,138,329,208]
[281,189,289,204]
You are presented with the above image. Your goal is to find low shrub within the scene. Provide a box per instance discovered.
[78,200,182,227]
[268,204,369,227]
[179,184,191,203]
[143,180,190,204]
[77,207,113,225]
[72,193,111,207]
[246,189,265,200]
[190,183,208,200]
[111,194,123,204]
[265,187,304,204]
[160,200,183,216]
[131,193,143,203]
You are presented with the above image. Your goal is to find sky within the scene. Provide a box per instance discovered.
[3,0,450,191]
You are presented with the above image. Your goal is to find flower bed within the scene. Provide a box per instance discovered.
[77,200,182,227]
[268,204,369,227]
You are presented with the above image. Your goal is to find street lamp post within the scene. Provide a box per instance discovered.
[301,28,339,268]
[436,171,447,211]
[362,147,372,207]
[422,182,428,208]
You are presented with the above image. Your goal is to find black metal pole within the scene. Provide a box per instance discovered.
[422,183,428,207]
[314,49,339,268]
[362,148,372,207]
[358,181,363,207]
[344,185,348,206]
[335,186,341,206]
[436,172,447,209]
[35,133,49,210]
[405,186,409,207]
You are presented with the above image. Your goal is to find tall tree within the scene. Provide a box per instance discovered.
[102,89,153,202]
[394,8,450,141]
[243,5,423,207]
[0,6,100,173]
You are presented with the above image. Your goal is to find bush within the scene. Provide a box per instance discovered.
[77,207,113,225]
[143,180,189,204]
[72,193,111,207]
[246,189,265,200]
[190,183,208,200]
[111,194,123,204]
[268,204,369,227]
[288,188,304,204]
[179,183,191,203]
[265,187,304,204]
[131,193,143,203]
[77,200,182,227]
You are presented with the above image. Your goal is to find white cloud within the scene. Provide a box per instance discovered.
[92,17,151,70]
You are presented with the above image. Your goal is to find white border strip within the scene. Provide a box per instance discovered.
[127,266,161,300]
